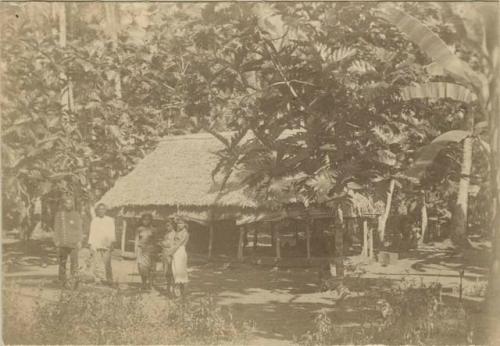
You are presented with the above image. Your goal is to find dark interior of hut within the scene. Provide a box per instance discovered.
[116,215,384,260]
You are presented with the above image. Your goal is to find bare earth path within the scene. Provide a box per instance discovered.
[3,237,489,345]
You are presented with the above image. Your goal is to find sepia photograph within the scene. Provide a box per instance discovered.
[1,1,499,345]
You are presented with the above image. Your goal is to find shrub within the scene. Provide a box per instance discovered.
[297,281,470,345]
[3,285,254,345]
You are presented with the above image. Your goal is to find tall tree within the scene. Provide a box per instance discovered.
[104,2,121,99]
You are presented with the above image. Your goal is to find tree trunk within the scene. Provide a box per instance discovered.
[51,2,57,21]
[335,207,344,278]
[451,110,474,247]
[485,68,500,344]
[58,3,66,47]
[362,218,369,258]
[419,192,428,246]
[105,3,122,99]
[58,3,74,113]
[378,178,395,243]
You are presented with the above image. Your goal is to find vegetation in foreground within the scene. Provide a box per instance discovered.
[297,282,474,345]
[3,285,254,345]
[4,279,484,345]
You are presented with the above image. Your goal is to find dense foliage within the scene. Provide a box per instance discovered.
[0,2,492,238]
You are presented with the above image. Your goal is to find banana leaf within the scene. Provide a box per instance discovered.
[405,130,470,180]
[378,5,486,91]
[400,82,478,103]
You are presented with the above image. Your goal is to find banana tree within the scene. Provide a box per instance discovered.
[400,82,486,246]
[376,5,494,246]
[377,3,499,340]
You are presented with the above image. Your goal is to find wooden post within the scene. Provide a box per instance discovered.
[369,219,374,260]
[273,223,281,260]
[244,228,249,247]
[237,226,245,261]
[362,218,368,258]
[120,218,127,256]
[270,222,276,249]
[306,218,311,260]
[335,208,344,278]
[253,226,258,252]
[294,220,299,244]
[208,222,214,260]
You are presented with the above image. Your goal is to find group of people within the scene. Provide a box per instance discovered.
[135,213,189,295]
[52,196,189,296]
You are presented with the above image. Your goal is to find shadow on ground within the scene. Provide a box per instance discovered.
[2,237,490,342]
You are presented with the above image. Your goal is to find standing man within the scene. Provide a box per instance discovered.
[53,196,83,288]
[88,203,116,286]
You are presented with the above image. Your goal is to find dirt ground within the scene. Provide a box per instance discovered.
[2,235,491,345]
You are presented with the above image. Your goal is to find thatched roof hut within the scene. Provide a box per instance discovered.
[99,131,384,260]
[99,132,262,223]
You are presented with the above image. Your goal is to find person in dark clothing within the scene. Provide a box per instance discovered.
[53,197,83,288]
[135,214,157,290]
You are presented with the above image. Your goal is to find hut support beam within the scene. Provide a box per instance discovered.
[120,218,127,256]
[369,222,374,260]
[294,221,299,243]
[237,226,245,261]
[253,227,258,252]
[270,222,276,249]
[273,223,281,260]
[208,222,214,260]
[306,219,311,260]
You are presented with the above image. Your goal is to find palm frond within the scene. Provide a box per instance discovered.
[329,46,357,63]
[348,60,376,74]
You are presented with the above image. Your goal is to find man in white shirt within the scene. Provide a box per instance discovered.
[88,203,115,285]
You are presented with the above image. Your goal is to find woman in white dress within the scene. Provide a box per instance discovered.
[161,218,176,295]
[171,218,189,296]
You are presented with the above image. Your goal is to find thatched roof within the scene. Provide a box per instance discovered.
[99,130,382,223]
[99,132,258,211]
